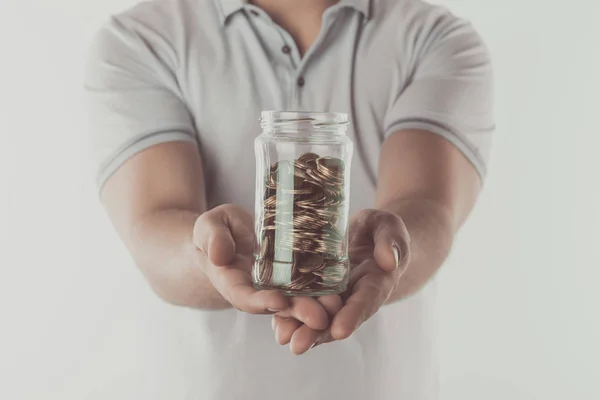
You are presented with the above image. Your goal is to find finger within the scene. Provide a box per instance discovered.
[207,260,289,314]
[289,295,342,353]
[193,205,255,266]
[273,316,302,345]
[311,330,335,349]
[193,215,236,267]
[272,296,340,334]
[348,210,409,273]
[316,295,343,316]
[373,222,409,274]
[330,275,393,340]
[291,324,335,352]
[290,325,322,355]
[313,295,342,346]
[350,210,409,274]
[229,285,289,314]
[218,205,256,255]
[207,224,237,267]
[274,297,329,330]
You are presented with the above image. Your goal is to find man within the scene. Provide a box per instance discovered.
[84,0,493,398]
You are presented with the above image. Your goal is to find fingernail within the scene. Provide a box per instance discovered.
[392,243,400,270]
[267,308,281,313]
[309,341,319,350]
[271,317,276,331]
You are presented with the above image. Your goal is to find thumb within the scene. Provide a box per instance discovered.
[193,215,236,267]
[373,217,410,274]
[207,223,236,266]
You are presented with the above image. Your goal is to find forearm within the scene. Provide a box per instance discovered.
[381,197,455,303]
[127,208,231,310]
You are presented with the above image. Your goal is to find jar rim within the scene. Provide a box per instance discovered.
[260,110,348,131]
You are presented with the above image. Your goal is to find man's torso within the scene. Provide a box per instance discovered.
[111,0,456,214]
[85,0,480,398]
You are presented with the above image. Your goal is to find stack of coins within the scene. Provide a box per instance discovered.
[253,152,349,295]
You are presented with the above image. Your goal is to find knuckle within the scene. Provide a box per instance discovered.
[334,324,353,340]
[297,310,313,326]
[300,311,325,329]
[214,203,233,213]
[193,213,216,238]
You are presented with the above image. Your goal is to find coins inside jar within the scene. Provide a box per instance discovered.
[253,152,349,295]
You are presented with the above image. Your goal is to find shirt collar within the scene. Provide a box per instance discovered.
[339,0,371,19]
[217,0,244,23]
[216,0,371,25]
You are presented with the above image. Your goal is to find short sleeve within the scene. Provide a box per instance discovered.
[384,17,495,180]
[83,17,197,191]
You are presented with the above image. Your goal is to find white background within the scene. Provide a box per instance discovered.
[1,0,599,399]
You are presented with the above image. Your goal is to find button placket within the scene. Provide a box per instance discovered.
[292,10,341,106]
[271,8,342,108]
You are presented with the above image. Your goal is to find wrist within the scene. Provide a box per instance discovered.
[131,208,230,310]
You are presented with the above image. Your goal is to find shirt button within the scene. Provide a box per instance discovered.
[297,77,305,87]
[282,45,291,54]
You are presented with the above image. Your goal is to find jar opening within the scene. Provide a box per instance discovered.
[261,111,348,135]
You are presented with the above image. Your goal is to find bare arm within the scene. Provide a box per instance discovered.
[271,129,483,350]
[376,129,481,302]
[100,141,319,324]
[271,17,492,352]
[86,21,315,318]
[101,141,229,309]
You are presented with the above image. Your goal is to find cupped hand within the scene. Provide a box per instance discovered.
[271,209,411,354]
[193,204,287,313]
[193,204,333,331]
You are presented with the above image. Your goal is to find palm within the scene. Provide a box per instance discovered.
[343,222,399,301]
[196,205,289,313]
[271,209,409,354]
[196,205,339,333]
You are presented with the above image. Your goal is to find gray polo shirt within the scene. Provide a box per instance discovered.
[84,0,493,399]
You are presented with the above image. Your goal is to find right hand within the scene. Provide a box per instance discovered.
[193,204,288,313]
[193,205,333,335]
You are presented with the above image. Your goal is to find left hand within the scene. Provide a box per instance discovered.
[272,209,411,354]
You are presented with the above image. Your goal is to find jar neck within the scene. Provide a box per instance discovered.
[260,111,348,137]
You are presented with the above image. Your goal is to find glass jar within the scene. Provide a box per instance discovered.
[252,111,354,296]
